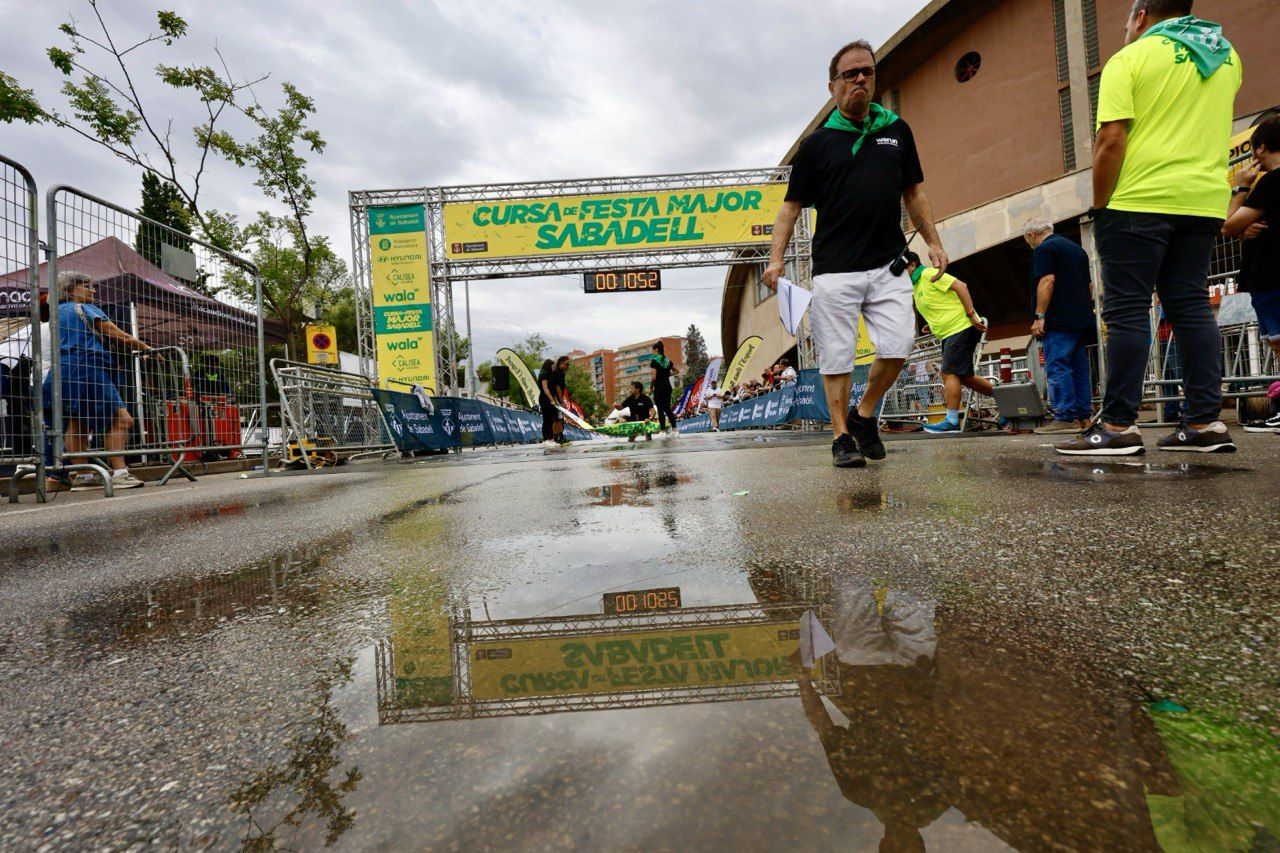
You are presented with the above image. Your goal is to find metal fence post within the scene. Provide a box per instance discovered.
[1,155,46,502]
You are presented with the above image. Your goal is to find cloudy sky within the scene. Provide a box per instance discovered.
[2,0,928,362]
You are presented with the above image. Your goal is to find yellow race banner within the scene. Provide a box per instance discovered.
[368,204,436,390]
[443,184,787,260]
[855,315,876,366]
[723,335,763,388]
[495,347,540,408]
[469,620,801,701]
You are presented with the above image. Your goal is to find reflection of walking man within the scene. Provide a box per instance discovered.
[764,38,948,469]
[1057,0,1240,456]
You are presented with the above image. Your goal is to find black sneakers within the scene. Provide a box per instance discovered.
[846,408,886,460]
[1242,413,1280,434]
[1055,423,1146,456]
[1156,422,1237,453]
[831,434,866,468]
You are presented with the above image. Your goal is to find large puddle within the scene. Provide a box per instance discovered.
[5,450,1277,850]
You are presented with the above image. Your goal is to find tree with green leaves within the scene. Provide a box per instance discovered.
[135,171,192,270]
[0,72,43,124]
[682,323,710,386]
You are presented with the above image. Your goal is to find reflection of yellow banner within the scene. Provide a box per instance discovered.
[724,335,762,387]
[443,184,787,260]
[389,513,453,709]
[470,621,801,701]
[368,204,436,390]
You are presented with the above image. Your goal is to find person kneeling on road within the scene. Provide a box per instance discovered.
[904,252,993,434]
[620,381,655,443]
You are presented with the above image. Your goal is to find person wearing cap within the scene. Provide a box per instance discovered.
[903,252,994,434]
[45,271,154,489]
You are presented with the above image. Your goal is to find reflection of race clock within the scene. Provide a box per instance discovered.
[583,269,661,293]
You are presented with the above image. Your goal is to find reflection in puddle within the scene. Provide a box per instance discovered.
[1000,458,1250,482]
[63,535,350,649]
[587,461,690,507]
[373,554,1279,850]
[230,657,362,849]
[835,490,912,514]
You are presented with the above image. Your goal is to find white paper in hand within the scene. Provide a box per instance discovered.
[799,609,837,669]
[776,277,812,337]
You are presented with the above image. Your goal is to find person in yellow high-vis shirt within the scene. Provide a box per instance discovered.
[1058,0,1241,457]
[903,252,993,434]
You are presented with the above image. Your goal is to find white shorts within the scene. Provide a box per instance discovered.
[810,263,916,374]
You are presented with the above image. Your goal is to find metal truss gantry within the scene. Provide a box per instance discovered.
[349,168,814,393]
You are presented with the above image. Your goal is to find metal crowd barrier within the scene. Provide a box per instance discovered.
[0,155,46,500]
[877,329,998,427]
[34,185,270,494]
[272,358,394,470]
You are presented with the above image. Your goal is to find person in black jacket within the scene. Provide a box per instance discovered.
[537,359,561,447]
[649,341,676,436]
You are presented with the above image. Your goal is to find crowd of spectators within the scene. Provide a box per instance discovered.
[676,358,799,422]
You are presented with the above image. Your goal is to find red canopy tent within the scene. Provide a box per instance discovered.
[0,236,286,348]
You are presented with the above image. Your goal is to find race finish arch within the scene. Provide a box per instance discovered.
[348,169,815,395]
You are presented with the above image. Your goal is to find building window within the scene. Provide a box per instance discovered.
[1088,72,1100,128]
[955,52,981,83]
[1059,87,1076,171]
[1052,0,1069,84]
[753,264,771,305]
[1083,0,1100,70]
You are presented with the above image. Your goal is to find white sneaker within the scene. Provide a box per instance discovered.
[110,470,145,489]
[69,473,101,491]
[542,439,558,448]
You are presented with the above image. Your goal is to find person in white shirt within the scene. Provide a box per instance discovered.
[776,358,798,385]
[704,379,725,430]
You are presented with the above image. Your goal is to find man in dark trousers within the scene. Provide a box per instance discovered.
[1057,0,1241,456]
[762,38,948,469]
[1022,219,1097,434]
[1222,117,1280,433]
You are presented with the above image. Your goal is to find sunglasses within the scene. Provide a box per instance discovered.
[833,66,876,82]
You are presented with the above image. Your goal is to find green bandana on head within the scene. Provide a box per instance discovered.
[823,102,900,159]
[1141,15,1233,79]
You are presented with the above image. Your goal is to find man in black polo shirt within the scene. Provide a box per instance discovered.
[764,38,948,468]
[1022,219,1097,433]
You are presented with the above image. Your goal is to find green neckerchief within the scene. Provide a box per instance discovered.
[823,102,899,159]
[909,265,925,285]
[646,354,671,369]
[1141,15,1232,78]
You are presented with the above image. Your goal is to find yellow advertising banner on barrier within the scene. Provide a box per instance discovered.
[368,204,436,390]
[470,621,801,701]
[443,183,788,260]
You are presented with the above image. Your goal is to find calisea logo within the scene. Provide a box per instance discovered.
[765,399,778,418]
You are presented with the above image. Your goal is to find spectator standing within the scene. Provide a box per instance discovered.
[45,271,152,488]
[1222,117,1280,433]
[1022,219,1097,434]
[776,358,798,385]
[705,379,725,431]
[537,358,561,447]
[648,341,676,436]
[904,252,994,434]
[763,38,948,469]
[1058,1,1241,455]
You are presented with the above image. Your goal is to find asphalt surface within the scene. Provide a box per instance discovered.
[1,429,1277,850]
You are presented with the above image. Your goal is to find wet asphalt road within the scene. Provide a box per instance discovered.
[1,430,1277,850]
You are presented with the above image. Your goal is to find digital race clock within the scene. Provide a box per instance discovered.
[603,587,682,615]
[583,269,662,293]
